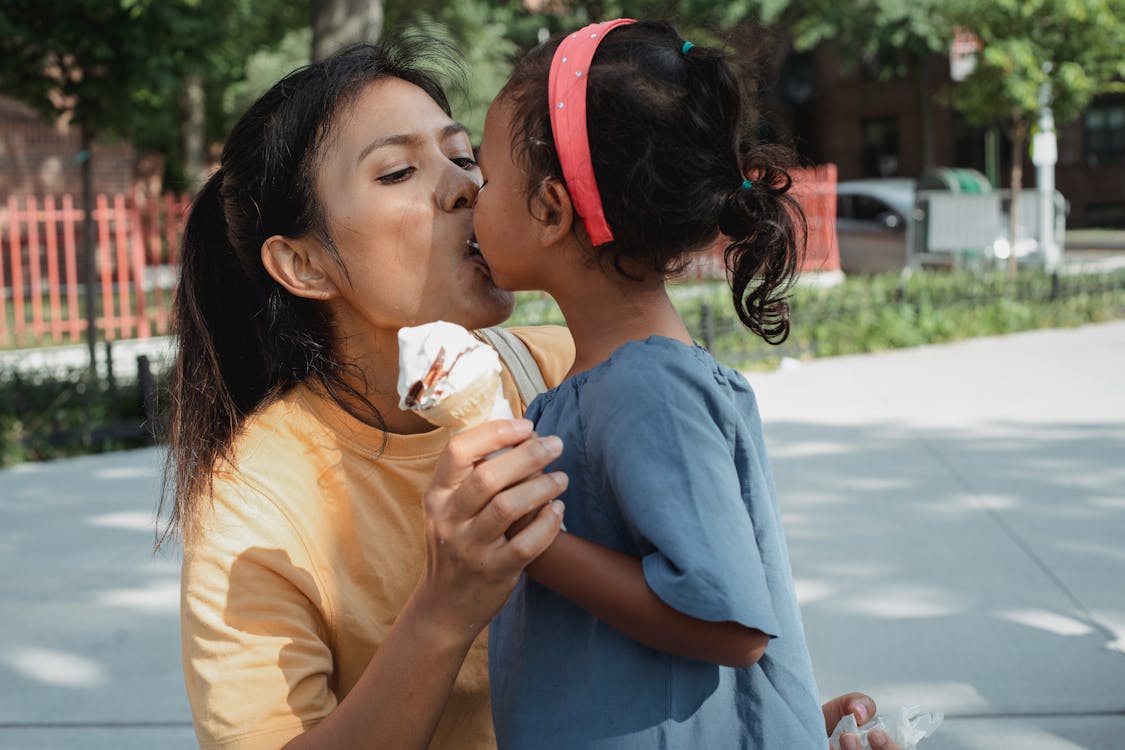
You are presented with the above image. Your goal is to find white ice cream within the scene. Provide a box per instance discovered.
[396,321,503,412]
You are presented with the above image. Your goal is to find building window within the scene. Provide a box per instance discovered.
[861,116,900,177]
[1085,99,1125,165]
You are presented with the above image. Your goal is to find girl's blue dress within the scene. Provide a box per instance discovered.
[489,336,825,749]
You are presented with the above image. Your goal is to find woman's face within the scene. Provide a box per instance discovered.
[314,77,514,338]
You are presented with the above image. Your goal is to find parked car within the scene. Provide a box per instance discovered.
[834,176,1045,273]
[835,178,916,273]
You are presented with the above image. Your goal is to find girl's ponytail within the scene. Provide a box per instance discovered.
[720,147,805,345]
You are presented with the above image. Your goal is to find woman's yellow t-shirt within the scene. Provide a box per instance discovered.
[181,326,574,750]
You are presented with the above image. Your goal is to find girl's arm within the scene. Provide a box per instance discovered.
[280,421,565,750]
[525,532,769,668]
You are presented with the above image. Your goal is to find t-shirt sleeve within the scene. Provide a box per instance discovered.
[509,325,575,389]
[583,345,781,637]
[181,475,336,750]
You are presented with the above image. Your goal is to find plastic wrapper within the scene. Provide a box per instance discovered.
[828,705,943,750]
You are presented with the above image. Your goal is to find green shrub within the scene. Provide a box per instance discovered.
[4,268,1123,467]
[509,267,1125,370]
[0,367,160,468]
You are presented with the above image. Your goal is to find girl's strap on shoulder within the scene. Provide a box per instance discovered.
[479,326,549,407]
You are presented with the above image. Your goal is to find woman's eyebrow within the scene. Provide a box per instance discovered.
[441,122,471,143]
[357,123,471,165]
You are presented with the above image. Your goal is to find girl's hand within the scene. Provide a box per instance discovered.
[823,693,901,750]
[417,418,567,637]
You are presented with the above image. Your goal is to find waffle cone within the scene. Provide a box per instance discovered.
[418,372,507,432]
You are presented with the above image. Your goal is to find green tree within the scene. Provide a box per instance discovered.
[164,0,307,190]
[946,0,1125,269]
[0,0,223,376]
[313,0,383,61]
[391,0,524,139]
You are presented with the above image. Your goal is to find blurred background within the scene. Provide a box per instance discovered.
[3,7,1123,750]
[1,0,1123,465]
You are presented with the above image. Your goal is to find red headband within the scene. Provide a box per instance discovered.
[548,19,635,246]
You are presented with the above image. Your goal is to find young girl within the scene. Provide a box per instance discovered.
[474,19,826,749]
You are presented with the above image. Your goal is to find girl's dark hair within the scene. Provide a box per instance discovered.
[500,21,804,343]
[160,41,454,546]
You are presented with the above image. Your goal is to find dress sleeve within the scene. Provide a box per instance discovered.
[583,344,781,637]
[181,475,337,750]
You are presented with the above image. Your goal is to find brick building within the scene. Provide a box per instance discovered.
[0,94,139,197]
[765,46,1125,228]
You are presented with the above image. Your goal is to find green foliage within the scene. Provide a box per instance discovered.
[392,0,523,140]
[221,27,312,135]
[946,0,1125,130]
[5,268,1121,467]
[0,0,307,188]
[0,1,214,140]
[0,367,158,467]
[785,0,951,78]
[507,268,1125,370]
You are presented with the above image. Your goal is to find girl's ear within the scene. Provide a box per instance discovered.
[261,235,340,300]
[533,178,577,247]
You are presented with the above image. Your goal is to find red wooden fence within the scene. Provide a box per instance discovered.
[791,163,841,273]
[2,165,840,348]
[0,192,189,348]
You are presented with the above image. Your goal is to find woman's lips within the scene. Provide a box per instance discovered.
[466,236,490,271]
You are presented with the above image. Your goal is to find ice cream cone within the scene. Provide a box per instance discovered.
[416,371,512,432]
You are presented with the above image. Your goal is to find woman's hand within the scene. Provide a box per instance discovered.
[417,418,567,637]
[823,693,901,750]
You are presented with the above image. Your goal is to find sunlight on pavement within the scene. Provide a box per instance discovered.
[1092,610,1125,656]
[793,578,838,605]
[1090,496,1125,511]
[85,511,157,532]
[1,647,107,687]
[840,476,915,492]
[873,681,988,713]
[94,581,180,614]
[92,466,159,481]
[996,609,1094,637]
[838,585,968,619]
[950,723,1095,750]
[935,493,1022,513]
[768,440,854,458]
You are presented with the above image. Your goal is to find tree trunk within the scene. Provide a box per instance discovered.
[311,0,384,61]
[1008,120,1028,279]
[80,124,98,382]
[181,74,207,192]
[914,59,936,175]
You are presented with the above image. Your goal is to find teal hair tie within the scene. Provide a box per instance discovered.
[742,178,754,191]
[681,41,694,54]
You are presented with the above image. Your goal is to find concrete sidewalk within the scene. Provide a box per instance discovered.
[753,320,1125,749]
[2,322,1124,749]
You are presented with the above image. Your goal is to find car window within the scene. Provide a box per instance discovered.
[836,195,853,220]
[852,195,895,222]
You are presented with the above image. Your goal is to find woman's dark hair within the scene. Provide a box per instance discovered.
[160,41,455,546]
[499,21,805,343]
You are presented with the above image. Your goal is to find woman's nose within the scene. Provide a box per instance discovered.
[438,162,482,211]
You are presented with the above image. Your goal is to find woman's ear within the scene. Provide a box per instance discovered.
[261,235,340,300]
[533,179,576,248]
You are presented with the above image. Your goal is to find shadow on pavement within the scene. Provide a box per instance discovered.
[769,419,1125,750]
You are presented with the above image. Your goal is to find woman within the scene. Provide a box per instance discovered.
[166,40,897,750]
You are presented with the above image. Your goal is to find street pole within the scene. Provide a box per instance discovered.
[79,126,98,383]
[1033,66,1061,271]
